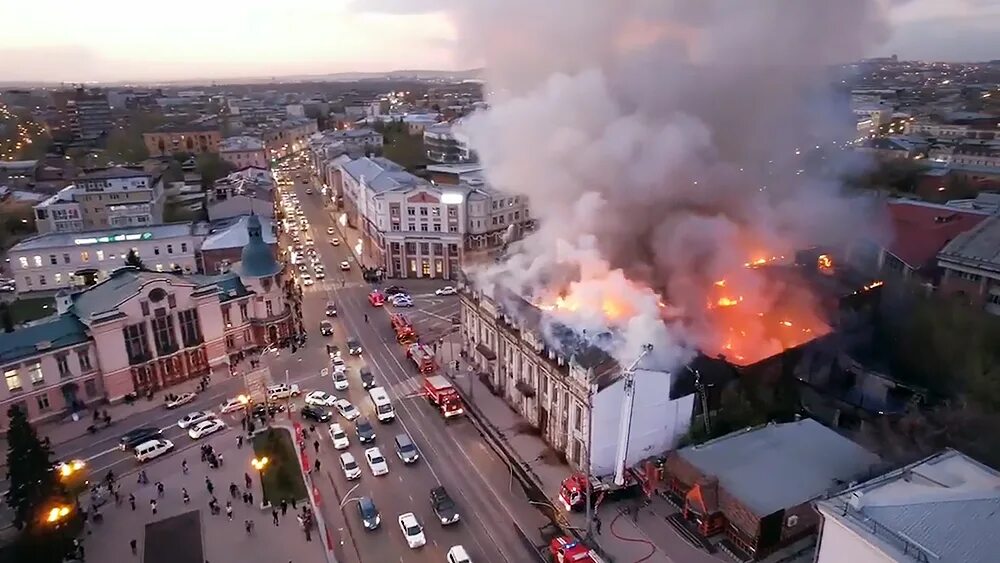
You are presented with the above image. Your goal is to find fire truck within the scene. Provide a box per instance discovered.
[422,375,463,418]
[368,290,385,307]
[549,536,605,563]
[406,343,437,374]
[389,313,417,344]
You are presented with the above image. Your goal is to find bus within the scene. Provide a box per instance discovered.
[368,386,395,423]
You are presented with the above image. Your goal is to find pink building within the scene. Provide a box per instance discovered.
[0,215,298,429]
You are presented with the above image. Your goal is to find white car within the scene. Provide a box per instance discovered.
[397,513,426,549]
[340,261,351,271]
[304,390,336,407]
[447,546,472,563]
[326,227,335,235]
[435,286,458,296]
[187,418,225,440]
[364,447,389,476]
[334,399,360,421]
[333,370,349,391]
[330,238,340,246]
[332,357,347,374]
[314,269,326,280]
[219,398,246,414]
[301,274,314,286]
[177,410,214,429]
[340,452,362,480]
[165,392,197,409]
[267,383,300,400]
[328,423,350,450]
[392,295,413,308]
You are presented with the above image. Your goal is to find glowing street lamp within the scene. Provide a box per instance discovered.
[45,504,72,524]
[57,459,86,479]
[251,456,270,499]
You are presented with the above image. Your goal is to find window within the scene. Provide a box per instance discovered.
[37,394,51,412]
[55,273,62,284]
[123,323,150,363]
[77,348,93,371]
[80,251,90,262]
[407,207,416,216]
[167,245,173,254]
[407,223,415,231]
[448,206,458,218]
[19,257,28,269]
[431,207,440,217]
[28,362,43,385]
[448,225,458,233]
[226,334,235,349]
[433,243,443,255]
[433,224,441,232]
[392,222,400,231]
[62,253,70,264]
[140,300,149,316]
[239,303,248,321]
[39,275,46,286]
[154,246,160,256]
[56,354,71,378]
[49,254,57,265]
[181,243,188,253]
[243,329,252,344]
[33,256,42,267]
[178,309,202,347]
[84,378,98,398]
[574,404,584,431]
[222,306,232,326]
[420,207,428,216]
[420,243,430,254]
[421,260,431,276]
[151,309,178,356]
[420,223,429,232]
[96,250,105,261]
[4,369,21,392]
[266,300,273,316]
[167,293,176,309]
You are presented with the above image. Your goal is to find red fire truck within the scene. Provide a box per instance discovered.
[389,313,417,344]
[422,375,463,418]
[406,343,437,374]
[549,536,605,563]
[368,290,385,307]
[559,468,646,512]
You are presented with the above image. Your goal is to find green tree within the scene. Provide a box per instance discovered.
[195,153,235,188]
[124,249,145,269]
[4,405,63,530]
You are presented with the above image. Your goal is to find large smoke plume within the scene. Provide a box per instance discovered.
[365,0,895,369]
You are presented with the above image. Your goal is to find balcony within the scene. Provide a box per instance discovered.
[155,342,180,357]
[128,350,153,366]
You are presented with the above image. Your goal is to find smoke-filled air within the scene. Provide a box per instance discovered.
[366,0,895,370]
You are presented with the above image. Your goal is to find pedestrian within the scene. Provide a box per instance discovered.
[594,516,602,535]
[313,439,320,454]
[245,519,254,535]
[280,498,288,516]
[272,508,280,526]
[130,539,137,555]
[226,501,233,521]
[291,497,297,510]
[150,499,157,515]
[364,313,368,323]
[305,526,312,542]
[129,493,136,511]
[105,469,116,486]
[182,459,189,474]
[244,473,252,489]
[206,476,214,495]
[217,453,224,466]
[156,481,164,498]
[112,488,121,506]
[229,482,238,498]
[183,488,190,504]
[313,458,321,473]
[247,490,254,506]
[242,491,249,505]
[237,435,244,449]
[241,417,247,431]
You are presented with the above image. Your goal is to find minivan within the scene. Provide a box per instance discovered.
[394,433,419,464]
[134,439,174,462]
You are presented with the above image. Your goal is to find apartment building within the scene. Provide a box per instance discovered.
[340,156,465,279]
[424,122,475,164]
[67,88,112,141]
[219,136,268,170]
[9,223,200,293]
[0,218,296,428]
[937,215,1000,315]
[312,128,383,157]
[143,124,222,157]
[462,175,532,255]
[33,167,166,233]
[459,285,696,473]
[258,118,318,161]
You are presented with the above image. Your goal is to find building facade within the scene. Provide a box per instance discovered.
[0,216,297,429]
[259,118,318,161]
[424,122,475,164]
[143,124,222,157]
[34,167,166,233]
[459,286,695,472]
[937,215,1000,315]
[67,88,112,141]
[9,223,200,293]
[219,136,268,170]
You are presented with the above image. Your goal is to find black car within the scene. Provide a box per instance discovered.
[383,285,406,296]
[251,403,285,417]
[355,417,376,443]
[347,337,363,355]
[301,405,332,423]
[430,486,460,525]
[320,320,333,336]
[357,496,381,530]
[360,368,376,390]
[119,426,162,451]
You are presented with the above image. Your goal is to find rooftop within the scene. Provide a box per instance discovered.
[219,136,265,152]
[816,449,1000,563]
[0,314,89,365]
[324,128,380,140]
[11,222,194,252]
[938,215,1000,273]
[149,123,220,134]
[885,199,990,269]
[201,215,278,251]
[77,166,150,181]
[340,156,425,194]
[677,419,880,516]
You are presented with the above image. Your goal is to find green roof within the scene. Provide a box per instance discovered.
[0,314,89,365]
[239,214,282,278]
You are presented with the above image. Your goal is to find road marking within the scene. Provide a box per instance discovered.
[412,307,452,322]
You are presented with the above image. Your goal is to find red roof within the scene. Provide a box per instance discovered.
[886,201,989,269]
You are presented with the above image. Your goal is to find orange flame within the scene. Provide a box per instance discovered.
[716,296,742,307]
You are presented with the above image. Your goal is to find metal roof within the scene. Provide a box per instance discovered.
[938,215,1000,272]
[202,215,277,251]
[11,223,195,252]
[678,419,880,516]
[237,214,281,278]
[0,314,89,365]
[817,449,1000,563]
[340,157,425,194]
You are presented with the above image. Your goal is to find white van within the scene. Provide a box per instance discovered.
[134,439,174,463]
[368,387,395,422]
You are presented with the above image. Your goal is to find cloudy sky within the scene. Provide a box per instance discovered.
[0,0,997,83]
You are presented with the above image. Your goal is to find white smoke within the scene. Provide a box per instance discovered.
[361,0,895,369]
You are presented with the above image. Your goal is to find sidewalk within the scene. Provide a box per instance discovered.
[437,334,724,563]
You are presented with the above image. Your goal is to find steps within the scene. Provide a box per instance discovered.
[665,513,714,552]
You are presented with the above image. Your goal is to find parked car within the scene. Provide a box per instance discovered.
[266,383,300,400]
[177,410,214,429]
[333,369,349,391]
[219,398,246,414]
[357,496,381,530]
[446,546,472,563]
[364,447,389,476]
[134,439,174,463]
[397,513,426,549]
[430,486,461,525]
[188,418,225,440]
[304,390,336,407]
[251,403,285,418]
[119,427,162,451]
[383,285,406,296]
[435,286,458,296]
[300,405,332,423]
[165,392,197,409]
[391,295,413,308]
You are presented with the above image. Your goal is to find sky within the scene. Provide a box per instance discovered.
[0,0,998,83]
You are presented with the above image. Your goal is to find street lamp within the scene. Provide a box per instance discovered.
[57,459,85,480]
[45,504,72,525]
[251,457,269,498]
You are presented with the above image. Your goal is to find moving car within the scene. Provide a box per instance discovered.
[327,227,335,235]
[251,403,285,418]
[430,486,461,525]
[177,410,214,429]
[330,238,340,246]
[134,439,174,462]
[359,367,376,390]
[367,290,385,307]
[333,369,349,391]
[383,286,406,296]
[435,286,458,296]
[165,392,197,409]
[357,496,381,530]
[332,356,347,374]
[447,546,472,563]
[364,447,389,476]
[335,398,360,421]
[394,433,420,464]
[397,513,426,549]
[314,268,326,280]
[340,260,351,271]
[119,427,163,451]
[300,405,332,423]
[347,337,362,355]
[219,398,246,414]
[340,452,362,480]
[325,301,338,316]
[328,423,350,449]
[188,418,225,440]
[266,383,300,400]
[305,390,336,407]
[355,417,376,443]
[320,320,334,336]
[301,274,314,286]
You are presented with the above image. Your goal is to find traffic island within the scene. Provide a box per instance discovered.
[251,428,308,508]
